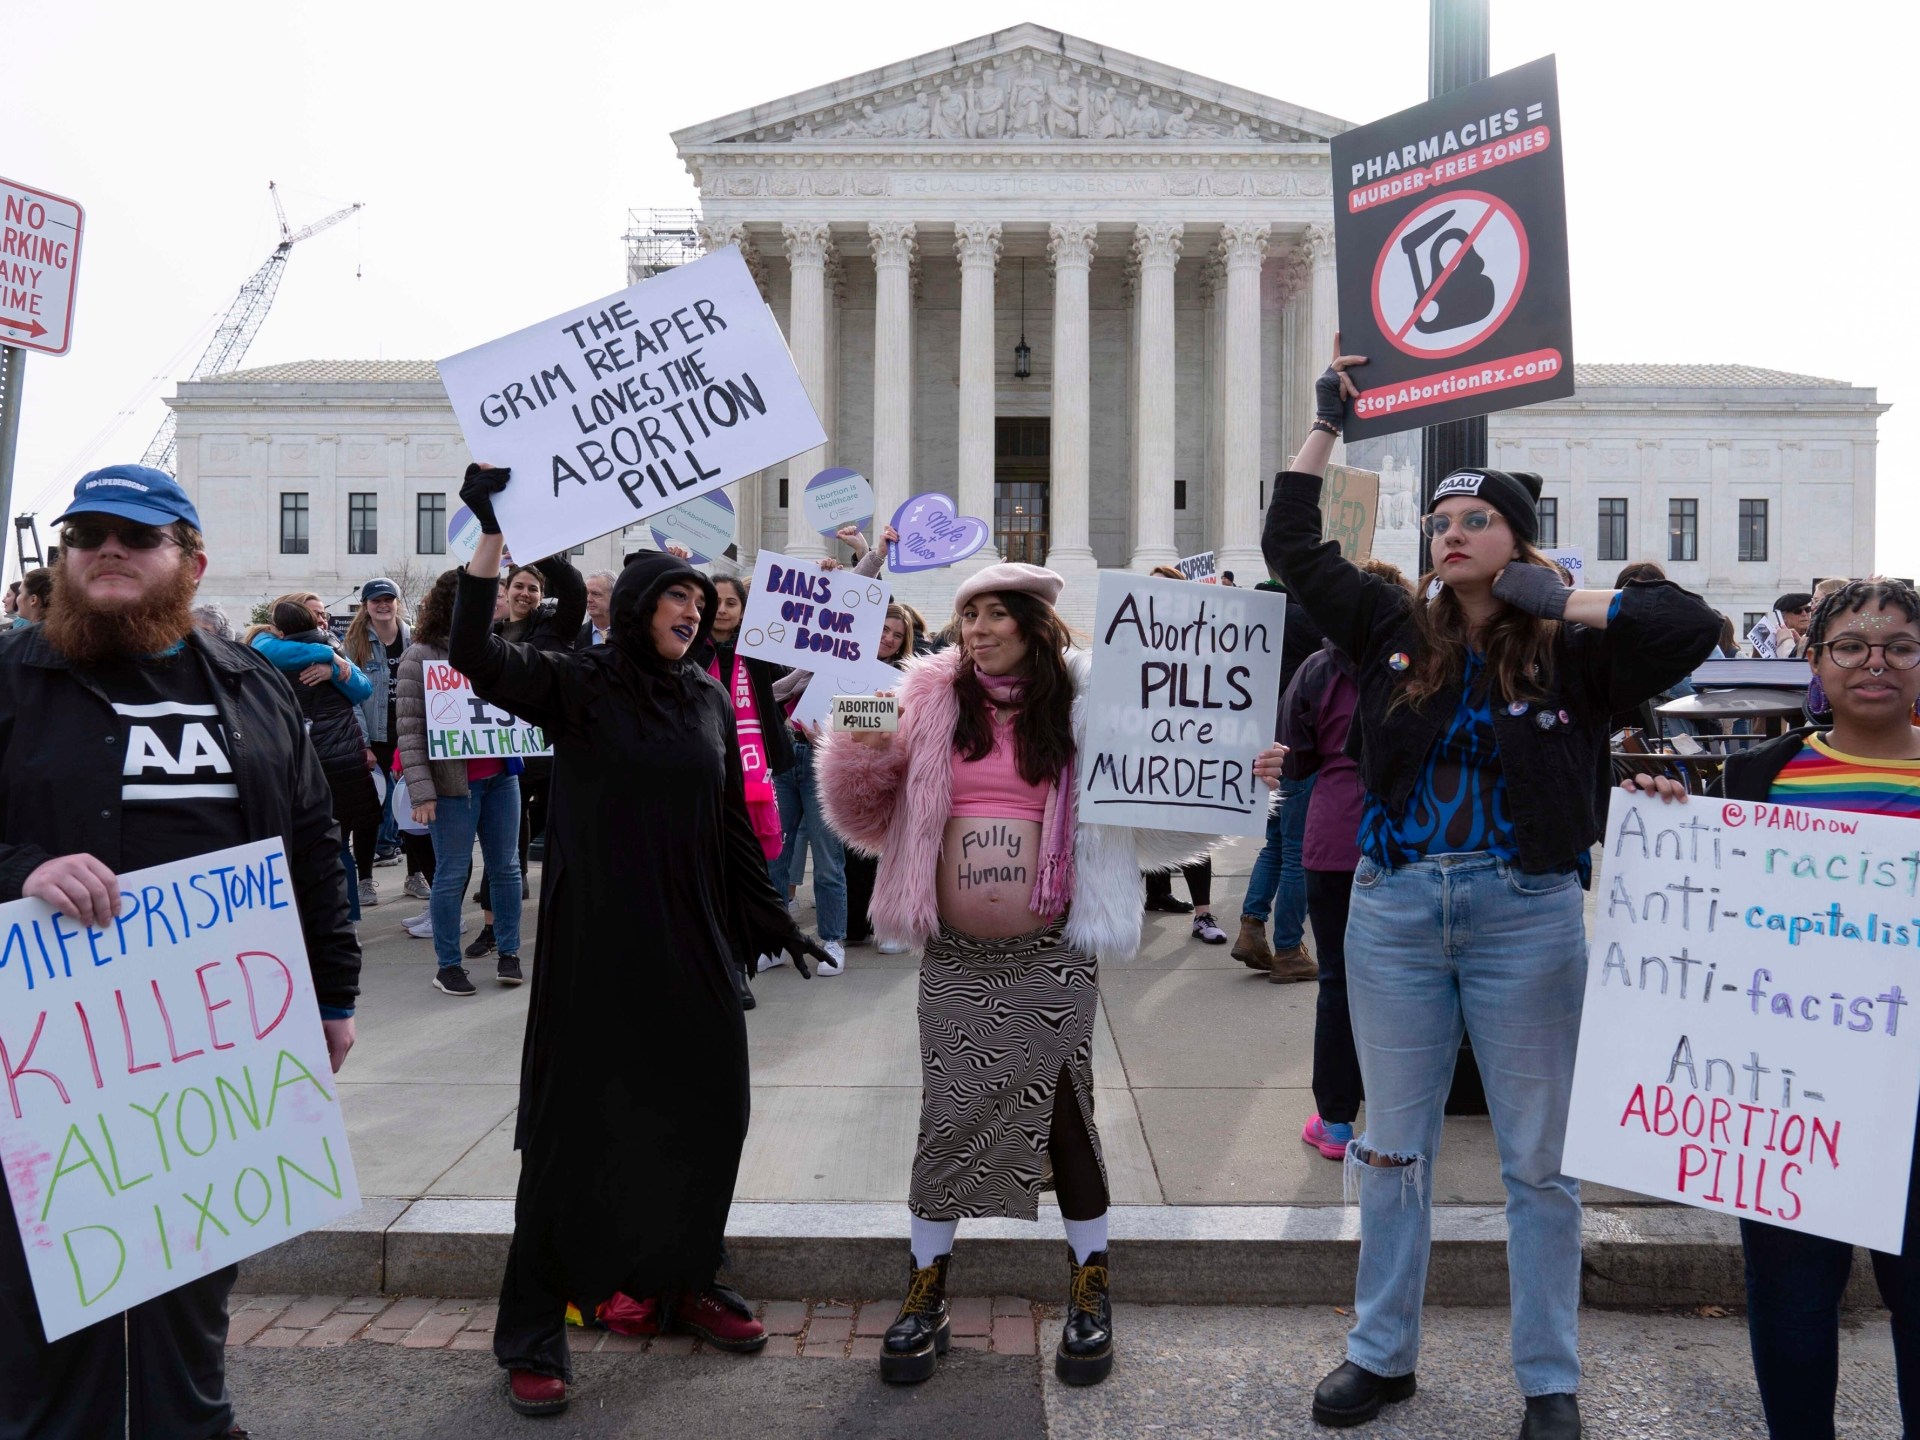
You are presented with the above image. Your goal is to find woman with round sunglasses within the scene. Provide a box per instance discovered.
[1262,343,1721,1439]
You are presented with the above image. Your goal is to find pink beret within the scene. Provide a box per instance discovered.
[951,561,1065,614]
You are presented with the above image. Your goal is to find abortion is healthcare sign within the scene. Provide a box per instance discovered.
[1563,792,1920,1252]
[421,661,552,759]
[1330,56,1573,441]
[0,840,359,1339]
[437,246,826,560]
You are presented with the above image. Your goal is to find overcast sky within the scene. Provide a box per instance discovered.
[4,0,1911,584]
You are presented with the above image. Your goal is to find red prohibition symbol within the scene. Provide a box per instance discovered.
[1370,189,1530,360]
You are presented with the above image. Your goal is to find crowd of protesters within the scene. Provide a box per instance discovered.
[5,353,1915,1440]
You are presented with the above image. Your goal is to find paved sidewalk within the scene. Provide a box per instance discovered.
[339,834,1635,1210]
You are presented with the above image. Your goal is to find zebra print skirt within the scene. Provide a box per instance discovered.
[909,920,1106,1221]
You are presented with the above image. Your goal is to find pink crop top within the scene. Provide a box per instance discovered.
[949,721,1049,822]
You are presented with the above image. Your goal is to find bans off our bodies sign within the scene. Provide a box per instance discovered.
[0,841,359,1340]
[1563,792,1920,1251]
[422,661,552,759]
[437,246,826,560]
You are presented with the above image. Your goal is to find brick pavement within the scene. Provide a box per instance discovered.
[226,1294,1046,1360]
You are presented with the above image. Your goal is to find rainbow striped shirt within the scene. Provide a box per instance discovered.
[1768,732,1920,818]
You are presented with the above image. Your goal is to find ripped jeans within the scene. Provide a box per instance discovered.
[1342,851,1587,1396]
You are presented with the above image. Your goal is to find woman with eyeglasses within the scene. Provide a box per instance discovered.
[1262,343,1721,1439]
[1624,577,1920,1439]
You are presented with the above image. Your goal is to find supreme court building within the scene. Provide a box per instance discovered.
[166,25,1884,631]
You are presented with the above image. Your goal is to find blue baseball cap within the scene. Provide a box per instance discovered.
[361,577,400,602]
[54,464,202,531]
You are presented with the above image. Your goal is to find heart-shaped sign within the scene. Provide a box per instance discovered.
[888,492,991,573]
[804,467,875,536]
[650,489,737,565]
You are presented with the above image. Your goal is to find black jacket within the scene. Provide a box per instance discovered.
[278,627,370,777]
[497,557,587,656]
[687,638,795,777]
[0,625,360,1013]
[1717,727,1815,800]
[1263,470,1721,874]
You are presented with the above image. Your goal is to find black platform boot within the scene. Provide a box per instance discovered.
[1055,1247,1113,1385]
[879,1252,950,1384]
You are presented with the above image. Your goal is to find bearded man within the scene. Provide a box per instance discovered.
[0,464,360,1440]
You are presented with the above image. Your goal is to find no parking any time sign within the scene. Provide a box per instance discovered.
[1330,57,1572,443]
[0,177,84,357]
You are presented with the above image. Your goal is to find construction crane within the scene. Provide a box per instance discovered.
[141,182,362,472]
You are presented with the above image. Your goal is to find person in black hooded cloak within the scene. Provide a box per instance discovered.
[446,465,831,1419]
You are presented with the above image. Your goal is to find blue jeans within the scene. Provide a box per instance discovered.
[770,739,846,942]
[340,835,361,923]
[1242,773,1314,948]
[429,773,522,969]
[1342,852,1586,1395]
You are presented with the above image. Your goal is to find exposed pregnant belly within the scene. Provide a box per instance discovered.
[937,816,1048,940]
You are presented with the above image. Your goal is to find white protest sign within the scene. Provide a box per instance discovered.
[436,247,826,560]
[1175,551,1217,582]
[832,694,898,733]
[0,840,360,1340]
[791,655,902,731]
[1563,791,1920,1251]
[735,549,890,677]
[1545,547,1585,588]
[422,661,553,759]
[1079,573,1285,838]
[803,467,875,536]
[650,489,736,565]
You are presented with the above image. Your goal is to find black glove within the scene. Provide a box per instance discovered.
[459,463,510,536]
[1491,561,1572,620]
[1315,364,1352,428]
[787,935,833,980]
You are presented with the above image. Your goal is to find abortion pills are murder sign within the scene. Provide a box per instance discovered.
[1079,572,1284,838]
[1562,792,1920,1251]
[437,246,826,560]
[0,840,361,1340]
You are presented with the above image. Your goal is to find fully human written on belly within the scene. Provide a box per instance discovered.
[938,817,1047,940]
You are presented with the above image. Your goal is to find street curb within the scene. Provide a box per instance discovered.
[239,1199,1878,1307]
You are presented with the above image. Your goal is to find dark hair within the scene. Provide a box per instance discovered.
[412,570,462,648]
[21,567,52,603]
[1614,561,1665,587]
[1717,612,1738,656]
[272,599,316,633]
[1394,542,1564,714]
[951,591,1075,785]
[711,575,748,606]
[1808,578,1920,650]
[505,563,546,596]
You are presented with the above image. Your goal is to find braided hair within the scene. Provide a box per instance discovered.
[1807,577,1920,650]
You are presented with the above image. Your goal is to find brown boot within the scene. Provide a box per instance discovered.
[1230,917,1274,971]
[1267,943,1318,984]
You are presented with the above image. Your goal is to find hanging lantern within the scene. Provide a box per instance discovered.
[1013,257,1032,379]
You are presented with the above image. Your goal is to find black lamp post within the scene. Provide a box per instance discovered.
[1013,258,1032,379]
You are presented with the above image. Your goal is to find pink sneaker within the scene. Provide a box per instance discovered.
[1301,1115,1353,1161]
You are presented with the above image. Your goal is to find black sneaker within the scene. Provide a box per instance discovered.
[464,923,496,959]
[496,954,524,985]
[433,966,477,997]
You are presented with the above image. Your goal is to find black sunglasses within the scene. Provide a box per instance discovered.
[59,520,183,552]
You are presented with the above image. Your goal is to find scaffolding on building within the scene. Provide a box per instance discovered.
[623,210,702,286]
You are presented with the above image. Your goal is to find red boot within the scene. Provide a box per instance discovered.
[671,1286,768,1352]
[506,1370,568,1417]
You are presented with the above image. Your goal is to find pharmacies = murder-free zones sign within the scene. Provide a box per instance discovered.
[436,246,827,562]
[1329,56,1573,443]
[734,549,890,675]
[422,661,553,759]
[0,840,360,1341]
[1562,793,1920,1252]
[1079,573,1285,839]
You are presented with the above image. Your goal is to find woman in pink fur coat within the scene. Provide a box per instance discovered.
[818,562,1286,1390]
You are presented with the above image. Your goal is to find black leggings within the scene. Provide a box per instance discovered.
[1049,1064,1109,1221]
[1145,857,1213,908]
[1307,868,1364,1124]
[402,828,436,881]
[845,852,878,943]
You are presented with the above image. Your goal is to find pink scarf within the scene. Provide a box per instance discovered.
[975,668,1076,919]
[711,652,784,860]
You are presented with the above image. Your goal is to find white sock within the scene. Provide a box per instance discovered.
[1062,1213,1108,1264]
[910,1216,959,1268]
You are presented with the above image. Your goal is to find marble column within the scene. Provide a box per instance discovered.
[869,223,917,544]
[1046,222,1099,594]
[781,222,832,557]
[954,222,1002,562]
[1130,222,1182,571]
[1218,224,1270,582]
[1201,250,1226,553]
[1304,224,1339,464]
[699,223,763,561]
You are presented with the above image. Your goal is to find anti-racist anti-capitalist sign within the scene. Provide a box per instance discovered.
[1331,56,1573,442]
[734,549,890,675]
[422,661,553,759]
[0,840,360,1340]
[1562,793,1920,1251]
[436,247,827,560]
[1079,573,1285,839]
[1322,465,1381,562]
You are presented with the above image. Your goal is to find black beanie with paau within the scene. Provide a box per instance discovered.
[1429,467,1544,545]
